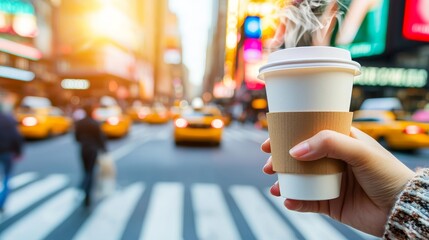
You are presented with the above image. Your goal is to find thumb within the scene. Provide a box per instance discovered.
[289,130,370,167]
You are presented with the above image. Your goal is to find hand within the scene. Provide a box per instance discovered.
[261,127,416,237]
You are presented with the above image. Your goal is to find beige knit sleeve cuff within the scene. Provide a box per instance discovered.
[383,168,429,239]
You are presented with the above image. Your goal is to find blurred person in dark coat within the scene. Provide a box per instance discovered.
[74,104,107,207]
[0,101,23,212]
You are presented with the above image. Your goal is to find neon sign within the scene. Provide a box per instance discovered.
[0,0,35,15]
[333,0,390,57]
[403,0,429,42]
[0,65,35,81]
[0,38,42,60]
[0,0,37,38]
[61,79,90,90]
[354,67,428,88]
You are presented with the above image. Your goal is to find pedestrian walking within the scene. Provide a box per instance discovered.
[261,127,429,239]
[0,99,24,213]
[74,104,107,207]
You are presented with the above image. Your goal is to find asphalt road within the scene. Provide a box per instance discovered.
[1,122,426,240]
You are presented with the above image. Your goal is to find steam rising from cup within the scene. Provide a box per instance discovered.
[270,0,345,49]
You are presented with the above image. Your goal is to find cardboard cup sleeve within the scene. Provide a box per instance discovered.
[267,112,353,175]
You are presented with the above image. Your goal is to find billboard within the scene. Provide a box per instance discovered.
[403,0,429,42]
[332,0,390,58]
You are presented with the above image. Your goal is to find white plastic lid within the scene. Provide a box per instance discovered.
[258,46,361,80]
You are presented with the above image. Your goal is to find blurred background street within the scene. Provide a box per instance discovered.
[0,0,429,239]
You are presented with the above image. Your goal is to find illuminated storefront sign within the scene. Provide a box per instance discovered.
[0,0,37,38]
[0,0,35,15]
[332,0,389,58]
[0,37,41,60]
[245,60,265,90]
[403,0,429,42]
[0,65,35,81]
[213,82,234,98]
[243,38,262,62]
[244,16,263,62]
[354,67,428,88]
[61,79,90,90]
[0,1,41,60]
[244,16,262,39]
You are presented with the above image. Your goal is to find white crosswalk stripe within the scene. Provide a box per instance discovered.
[230,185,299,240]
[1,175,69,223]
[192,184,241,240]
[73,183,144,240]
[265,188,378,240]
[266,191,348,240]
[140,182,184,240]
[0,173,369,240]
[0,188,83,240]
[8,172,38,190]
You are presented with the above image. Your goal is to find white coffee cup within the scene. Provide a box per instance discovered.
[259,46,360,112]
[258,46,361,200]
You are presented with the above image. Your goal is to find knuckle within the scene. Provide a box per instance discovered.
[316,130,337,148]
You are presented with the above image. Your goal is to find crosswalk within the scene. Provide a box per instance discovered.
[74,183,144,240]
[0,173,380,240]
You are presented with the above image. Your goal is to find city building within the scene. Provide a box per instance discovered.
[55,0,184,107]
[0,0,55,104]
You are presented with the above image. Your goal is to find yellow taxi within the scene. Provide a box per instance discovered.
[144,104,170,124]
[93,106,131,138]
[16,106,72,139]
[352,110,429,150]
[127,105,151,122]
[174,107,224,146]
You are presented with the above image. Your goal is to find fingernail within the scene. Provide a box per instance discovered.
[270,181,279,191]
[289,142,310,157]
[262,163,269,173]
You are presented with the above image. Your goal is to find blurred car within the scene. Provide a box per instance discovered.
[360,97,403,111]
[204,105,232,126]
[16,97,72,139]
[93,106,131,138]
[359,97,407,120]
[352,110,429,150]
[127,105,151,122]
[144,104,170,124]
[174,107,224,146]
[204,104,232,127]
